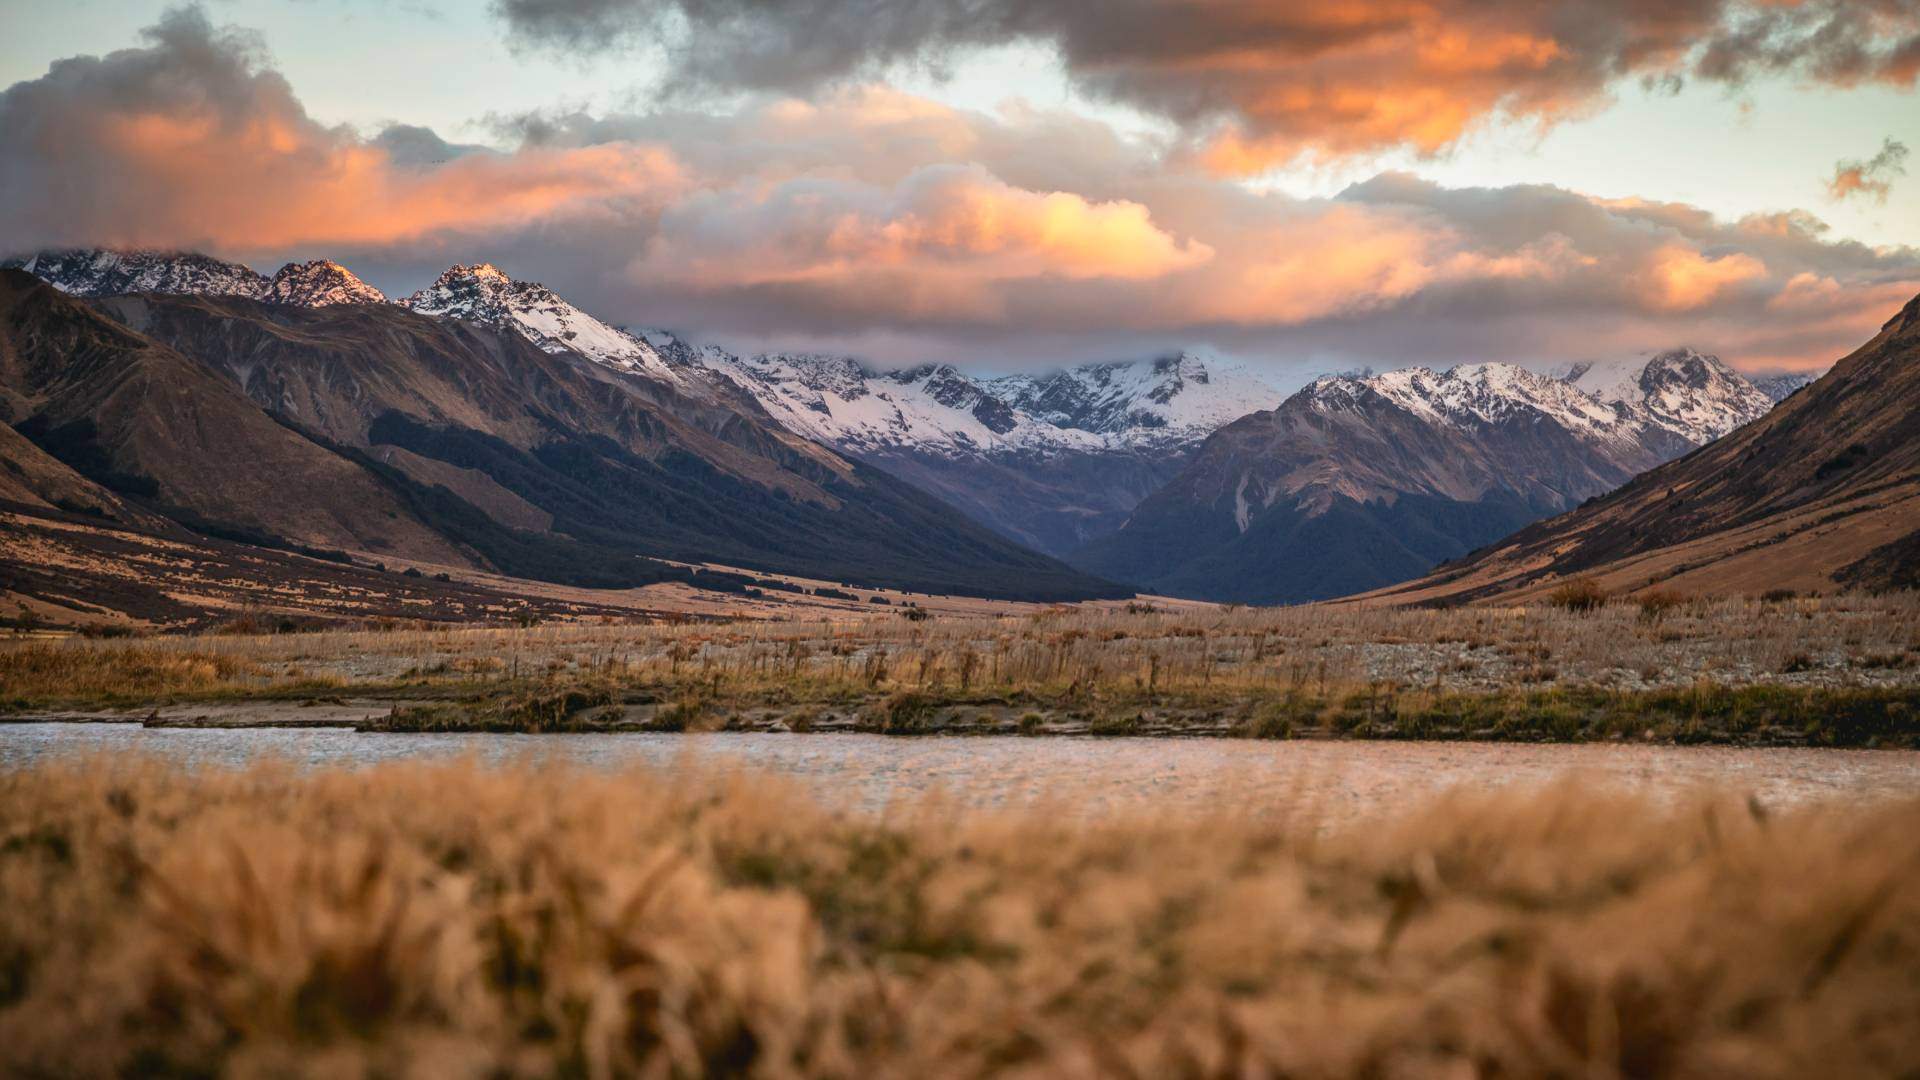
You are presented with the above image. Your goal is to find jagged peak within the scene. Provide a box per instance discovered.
[2,247,268,299]
[422,262,516,293]
[264,259,386,307]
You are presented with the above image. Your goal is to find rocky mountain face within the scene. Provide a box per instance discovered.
[3,249,268,299]
[1562,348,1774,447]
[1071,359,1789,605]
[6,249,389,309]
[1750,371,1822,403]
[0,261,1124,602]
[263,260,387,307]
[686,349,1290,554]
[401,264,688,385]
[1377,292,1920,603]
[0,272,470,565]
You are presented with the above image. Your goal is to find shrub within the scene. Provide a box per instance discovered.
[1548,577,1608,613]
[1636,589,1685,623]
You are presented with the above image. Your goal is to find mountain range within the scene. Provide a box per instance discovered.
[3,246,1838,613]
[0,254,1123,604]
[682,349,1292,555]
[1070,355,1794,604]
[1373,290,1920,602]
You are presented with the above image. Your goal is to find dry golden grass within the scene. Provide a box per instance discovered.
[2,755,1917,1077]
[0,643,265,705]
[5,592,1918,715]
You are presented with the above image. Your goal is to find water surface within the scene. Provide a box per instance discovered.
[7,723,1918,820]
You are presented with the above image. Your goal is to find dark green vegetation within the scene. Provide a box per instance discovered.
[0,271,1123,602]
[358,679,1920,747]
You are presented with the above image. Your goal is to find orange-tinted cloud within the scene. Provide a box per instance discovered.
[496,0,1920,170]
[0,8,685,251]
[1644,245,1769,310]
[641,164,1211,296]
[7,13,1919,376]
[1827,137,1910,202]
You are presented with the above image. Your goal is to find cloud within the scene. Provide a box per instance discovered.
[0,6,685,251]
[1828,137,1910,202]
[491,0,1920,169]
[640,163,1211,295]
[6,10,1918,376]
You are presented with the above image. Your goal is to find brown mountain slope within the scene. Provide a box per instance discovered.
[93,292,849,507]
[0,272,470,564]
[1,270,1122,601]
[1372,291,1920,604]
[0,420,157,525]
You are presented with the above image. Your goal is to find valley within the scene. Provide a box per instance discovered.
[5,9,1919,1077]
[2,247,1840,615]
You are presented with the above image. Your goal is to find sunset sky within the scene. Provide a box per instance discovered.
[2,0,1916,376]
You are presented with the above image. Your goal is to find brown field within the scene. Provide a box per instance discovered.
[1,755,1916,1077]
[5,589,1919,744]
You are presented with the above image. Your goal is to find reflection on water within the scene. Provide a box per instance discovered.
[4,723,1917,821]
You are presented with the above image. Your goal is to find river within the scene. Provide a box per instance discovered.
[6,722,1918,820]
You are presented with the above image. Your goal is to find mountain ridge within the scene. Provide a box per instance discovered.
[1368,290,1920,602]
[1070,355,1789,604]
[0,265,1125,602]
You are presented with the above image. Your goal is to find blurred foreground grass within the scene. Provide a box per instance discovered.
[2,755,1917,1076]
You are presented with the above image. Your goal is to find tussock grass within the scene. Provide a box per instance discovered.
[1,756,1917,1076]
[5,592,1918,720]
[0,643,263,708]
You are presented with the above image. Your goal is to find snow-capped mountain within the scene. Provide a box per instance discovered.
[988,353,1291,450]
[1072,357,1794,605]
[1562,348,1773,445]
[688,349,1287,461]
[0,247,1806,574]
[675,348,1291,554]
[1750,371,1821,403]
[263,260,386,307]
[400,264,684,385]
[3,249,268,299]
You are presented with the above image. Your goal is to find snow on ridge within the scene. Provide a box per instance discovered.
[3,248,269,299]
[263,260,387,307]
[1294,351,1779,452]
[1564,347,1772,443]
[401,264,684,385]
[686,347,1293,461]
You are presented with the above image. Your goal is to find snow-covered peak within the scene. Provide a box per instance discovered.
[401,264,682,384]
[1566,348,1772,443]
[3,248,268,299]
[984,350,1286,444]
[1750,371,1821,403]
[263,260,386,307]
[688,349,1289,460]
[1307,362,1629,442]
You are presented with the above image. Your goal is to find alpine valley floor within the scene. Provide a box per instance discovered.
[6,591,1919,746]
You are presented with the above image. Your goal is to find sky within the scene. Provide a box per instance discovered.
[1,0,1916,378]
